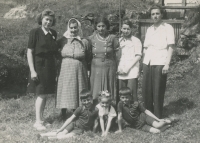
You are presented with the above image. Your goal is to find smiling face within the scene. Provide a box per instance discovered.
[42,15,53,30]
[69,22,79,37]
[120,95,131,105]
[121,24,132,38]
[81,97,92,108]
[96,22,107,36]
[151,9,162,24]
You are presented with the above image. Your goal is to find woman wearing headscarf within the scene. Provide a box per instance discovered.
[56,18,91,120]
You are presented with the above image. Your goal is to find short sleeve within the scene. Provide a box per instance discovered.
[108,106,117,117]
[117,101,123,113]
[132,37,142,56]
[166,24,175,45]
[73,106,82,117]
[28,29,36,50]
[138,101,146,112]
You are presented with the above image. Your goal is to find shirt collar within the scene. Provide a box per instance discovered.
[83,105,93,111]
[150,21,164,30]
[119,35,132,42]
[122,101,134,108]
[41,27,52,35]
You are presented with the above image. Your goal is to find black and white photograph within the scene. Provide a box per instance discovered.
[0,0,200,142]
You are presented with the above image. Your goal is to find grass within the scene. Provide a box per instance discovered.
[1,0,200,142]
[0,62,200,143]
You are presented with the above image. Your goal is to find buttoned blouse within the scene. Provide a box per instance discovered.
[143,22,175,65]
[89,33,118,60]
[118,36,142,79]
[57,37,91,67]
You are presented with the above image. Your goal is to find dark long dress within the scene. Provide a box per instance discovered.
[56,37,91,109]
[27,27,57,95]
[89,33,119,102]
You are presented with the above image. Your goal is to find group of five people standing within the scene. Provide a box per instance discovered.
[27,4,174,131]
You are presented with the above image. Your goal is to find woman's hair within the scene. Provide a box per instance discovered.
[119,87,131,97]
[98,90,112,103]
[122,18,133,29]
[94,16,110,30]
[36,9,56,26]
[149,4,164,15]
[80,89,92,100]
[68,19,78,27]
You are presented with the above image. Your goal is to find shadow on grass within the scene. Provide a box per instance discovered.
[163,97,196,117]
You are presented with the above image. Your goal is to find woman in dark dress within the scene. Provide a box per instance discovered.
[27,9,57,130]
[89,16,119,104]
[56,18,91,120]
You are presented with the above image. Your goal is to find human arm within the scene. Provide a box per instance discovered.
[56,114,76,134]
[119,55,141,74]
[27,48,38,80]
[93,117,99,133]
[162,25,175,74]
[144,110,161,122]
[104,116,114,136]
[93,107,99,132]
[99,116,105,136]
[162,44,174,74]
[82,38,92,77]
[103,106,116,136]
[115,112,123,133]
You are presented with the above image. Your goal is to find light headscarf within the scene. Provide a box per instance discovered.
[63,18,83,40]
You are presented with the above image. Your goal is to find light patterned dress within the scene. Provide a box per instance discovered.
[56,37,91,109]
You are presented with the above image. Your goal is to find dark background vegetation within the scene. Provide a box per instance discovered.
[0,0,152,96]
[0,0,200,143]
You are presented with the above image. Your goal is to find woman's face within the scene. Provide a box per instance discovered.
[96,22,107,35]
[69,22,79,37]
[42,15,53,30]
[121,24,131,38]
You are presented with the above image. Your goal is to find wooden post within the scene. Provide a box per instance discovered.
[119,0,121,34]
[181,0,186,18]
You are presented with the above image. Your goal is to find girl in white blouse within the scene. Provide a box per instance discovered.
[117,19,142,102]
[95,90,117,137]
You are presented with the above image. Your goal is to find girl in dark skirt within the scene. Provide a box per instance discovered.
[27,9,58,131]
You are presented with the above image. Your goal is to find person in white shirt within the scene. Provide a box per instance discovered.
[117,19,142,102]
[95,90,117,137]
[142,5,175,118]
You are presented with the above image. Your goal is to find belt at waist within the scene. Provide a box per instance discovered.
[93,53,114,62]
[62,55,84,62]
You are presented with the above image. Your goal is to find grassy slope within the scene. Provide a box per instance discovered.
[0,62,200,143]
[0,0,200,142]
